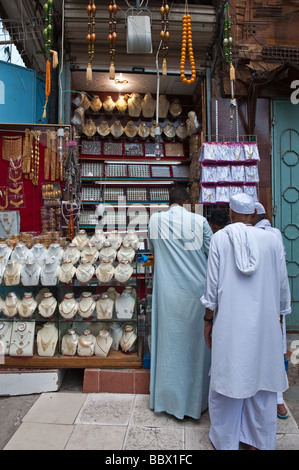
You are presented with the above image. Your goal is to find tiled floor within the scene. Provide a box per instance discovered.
[3,392,299,450]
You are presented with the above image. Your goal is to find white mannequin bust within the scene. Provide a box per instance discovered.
[117,240,135,263]
[78,329,96,356]
[18,292,37,318]
[78,292,95,319]
[114,260,133,283]
[62,244,80,265]
[2,292,20,318]
[90,229,106,251]
[3,260,22,286]
[59,293,78,319]
[38,292,57,318]
[61,329,79,356]
[123,230,139,249]
[20,260,41,286]
[0,243,12,266]
[96,293,114,319]
[115,290,135,319]
[0,321,13,355]
[110,322,123,351]
[119,325,137,353]
[99,241,117,262]
[57,260,76,284]
[11,243,29,265]
[72,230,89,251]
[46,243,64,264]
[30,243,47,266]
[96,260,115,283]
[9,321,35,357]
[76,259,95,283]
[36,322,58,357]
[81,243,99,264]
[107,230,122,250]
[95,329,113,357]
[40,258,59,286]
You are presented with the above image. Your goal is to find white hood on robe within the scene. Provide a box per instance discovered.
[255,218,271,230]
[222,223,259,276]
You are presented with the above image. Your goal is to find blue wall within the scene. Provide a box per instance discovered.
[0,60,46,123]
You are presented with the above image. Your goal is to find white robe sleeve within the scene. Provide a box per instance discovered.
[200,235,219,311]
[279,242,292,316]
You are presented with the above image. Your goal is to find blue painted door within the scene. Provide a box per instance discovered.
[272,100,299,329]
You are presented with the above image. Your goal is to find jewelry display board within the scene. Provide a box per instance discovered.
[0,124,71,234]
[198,141,260,204]
[0,230,142,368]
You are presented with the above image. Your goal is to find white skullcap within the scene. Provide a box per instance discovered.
[229,193,255,214]
[255,202,266,215]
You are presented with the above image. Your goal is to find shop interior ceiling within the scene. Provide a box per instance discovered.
[0,0,218,96]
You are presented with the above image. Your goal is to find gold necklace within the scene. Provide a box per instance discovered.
[9,184,22,194]
[10,199,24,208]
[40,332,56,351]
[0,212,14,235]
[2,135,23,162]
[0,190,8,211]
[78,297,94,313]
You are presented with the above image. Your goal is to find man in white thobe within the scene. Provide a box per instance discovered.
[148,187,212,420]
[201,193,291,450]
[254,201,291,419]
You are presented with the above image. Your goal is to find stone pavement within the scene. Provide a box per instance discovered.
[1,390,299,451]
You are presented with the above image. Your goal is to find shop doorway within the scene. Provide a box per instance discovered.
[271,99,299,330]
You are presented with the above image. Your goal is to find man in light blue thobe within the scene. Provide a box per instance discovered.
[148,187,212,420]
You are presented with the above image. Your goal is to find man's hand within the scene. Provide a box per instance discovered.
[204,323,213,350]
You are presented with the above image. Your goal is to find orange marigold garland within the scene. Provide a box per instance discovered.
[180,3,196,85]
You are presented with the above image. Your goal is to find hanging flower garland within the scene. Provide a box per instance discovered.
[86,0,97,83]
[160,0,170,76]
[108,1,117,80]
[180,1,196,85]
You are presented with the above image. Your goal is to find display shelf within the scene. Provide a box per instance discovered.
[2,336,143,369]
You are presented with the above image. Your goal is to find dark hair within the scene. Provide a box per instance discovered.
[169,187,190,206]
[209,208,229,226]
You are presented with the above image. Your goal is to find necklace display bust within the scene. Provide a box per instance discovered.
[0,243,12,267]
[40,258,59,286]
[11,243,29,265]
[99,241,117,262]
[76,259,95,283]
[2,292,20,318]
[37,322,58,357]
[115,290,135,319]
[72,230,89,251]
[81,243,99,264]
[30,243,47,266]
[57,260,76,284]
[96,293,114,320]
[46,243,64,264]
[95,329,113,357]
[38,292,57,318]
[9,320,35,357]
[117,241,135,263]
[123,230,139,249]
[119,325,137,353]
[0,321,13,355]
[3,260,22,286]
[62,244,80,265]
[96,260,115,283]
[61,329,79,356]
[78,292,95,319]
[20,260,41,286]
[114,260,133,283]
[59,293,78,319]
[90,229,106,251]
[78,329,96,356]
[18,292,37,319]
[110,322,123,350]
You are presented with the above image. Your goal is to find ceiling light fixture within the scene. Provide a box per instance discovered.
[114,73,128,87]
